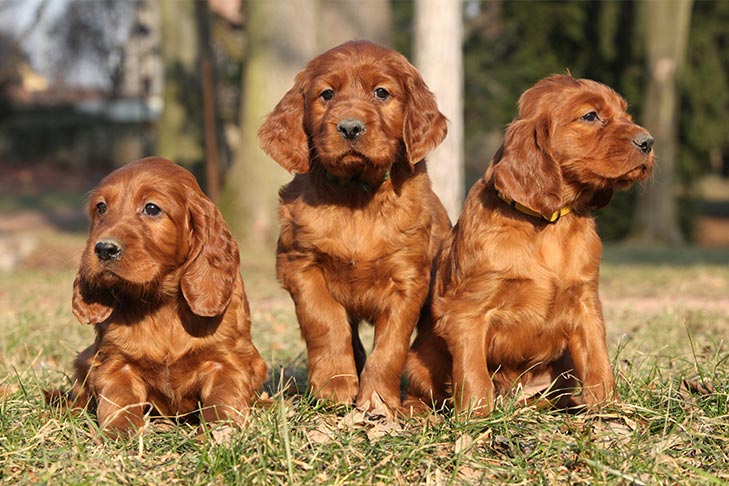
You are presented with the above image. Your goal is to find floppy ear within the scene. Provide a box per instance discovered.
[402,66,448,166]
[257,70,310,174]
[181,193,239,317]
[492,117,563,220]
[72,271,113,325]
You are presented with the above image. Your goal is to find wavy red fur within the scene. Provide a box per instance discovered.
[258,40,451,411]
[61,157,267,436]
[405,75,654,415]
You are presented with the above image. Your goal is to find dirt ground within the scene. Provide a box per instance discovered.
[0,162,102,271]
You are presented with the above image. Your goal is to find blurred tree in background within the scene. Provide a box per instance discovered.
[317,0,391,49]
[678,0,729,245]
[0,0,162,171]
[221,0,392,248]
[682,1,729,179]
[632,0,693,245]
[459,0,729,243]
[0,31,24,119]
[1,0,728,246]
[414,0,464,223]
[49,0,136,94]
[157,0,203,167]
[460,1,646,240]
[196,0,222,202]
[219,0,317,248]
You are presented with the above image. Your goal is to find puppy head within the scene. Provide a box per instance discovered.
[492,74,654,217]
[72,157,239,324]
[257,40,447,175]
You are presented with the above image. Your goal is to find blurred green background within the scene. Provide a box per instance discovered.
[1,0,727,262]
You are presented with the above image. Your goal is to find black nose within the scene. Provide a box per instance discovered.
[336,117,365,141]
[633,132,654,153]
[94,239,123,261]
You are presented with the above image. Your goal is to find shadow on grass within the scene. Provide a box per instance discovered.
[602,245,729,266]
[263,361,309,398]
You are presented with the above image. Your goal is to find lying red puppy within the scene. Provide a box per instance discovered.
[63,157,267,435]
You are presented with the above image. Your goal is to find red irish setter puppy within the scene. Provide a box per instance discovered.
[405,74,654,415]
[67,157,267,435]
[257,40,451,411]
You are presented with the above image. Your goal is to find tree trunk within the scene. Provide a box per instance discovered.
[414,0,464,223]
[221,0,317,249]
[196,0,220,202]
[156,0,203,166]
[631,0,693,245]
[317,0,391,49]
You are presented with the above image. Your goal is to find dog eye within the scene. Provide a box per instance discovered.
[320,89,334,101]
[143,203,162,216]
[374,87,390,100]
[96,202,107,215]
[581,111,599,122]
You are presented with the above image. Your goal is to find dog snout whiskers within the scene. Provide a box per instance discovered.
[336,117,366,141]
[632,132,654,154]
[94,239,124,262]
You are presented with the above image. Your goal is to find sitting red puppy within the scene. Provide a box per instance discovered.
[405,75,654,415]
[258,40,451,411]
[67,157,267,435]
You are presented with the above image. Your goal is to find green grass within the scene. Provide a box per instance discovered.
[1,239,728,484]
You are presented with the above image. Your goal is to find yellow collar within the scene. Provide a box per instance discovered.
[496,191,571,223]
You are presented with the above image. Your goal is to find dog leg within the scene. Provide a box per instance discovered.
[198,361,255,426]
[357,297,422,411]
[568,301,617,407]
[287,269,359,405]
[445,312,494,416]
[403,322,452,410]
[95,364,148,437]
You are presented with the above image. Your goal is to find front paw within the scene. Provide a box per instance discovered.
[96,393,148,437]
[310,373,359,405]
[580,380,618,407]
[399,397,434,416]
[98,410,146,438]
[357,381,401,411]
[454,391,494,418]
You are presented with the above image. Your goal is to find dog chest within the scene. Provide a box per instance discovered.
[286,196,430,272]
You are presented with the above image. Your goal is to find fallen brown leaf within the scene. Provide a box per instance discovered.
[306,422,337,445]
[210,425,235,445]
[454,428,491,455]
[681,378,715,396]
[366,419,401,442]
[338,393,402,443]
